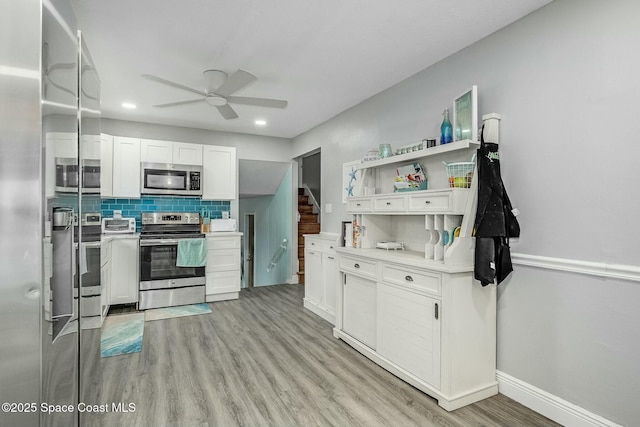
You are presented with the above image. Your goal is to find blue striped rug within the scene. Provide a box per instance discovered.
[100,313,144,358]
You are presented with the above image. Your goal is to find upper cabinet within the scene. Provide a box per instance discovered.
[202,145,237,200]
[141,139,203,166]
[103,136,140,199]
[174,142,203,166]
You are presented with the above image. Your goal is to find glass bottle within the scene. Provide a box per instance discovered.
[440,108,453,144]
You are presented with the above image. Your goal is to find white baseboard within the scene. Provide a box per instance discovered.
[286,274,299,284]
[496,371,621,427]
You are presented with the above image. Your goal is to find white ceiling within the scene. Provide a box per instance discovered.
[70,0,552,139]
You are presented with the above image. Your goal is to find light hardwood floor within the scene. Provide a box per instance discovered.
[86,284,560,427]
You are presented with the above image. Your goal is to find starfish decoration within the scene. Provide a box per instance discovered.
[349,167,358,182]
[345,183,354,197]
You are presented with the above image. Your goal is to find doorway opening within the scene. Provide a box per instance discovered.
[244,213,255,288]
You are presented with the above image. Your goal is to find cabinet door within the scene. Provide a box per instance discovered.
[342,274,376,349]
[322,252,337,314]
[100,134,113,197]
[206,270,240,295]
[377,283,441,388]
[53,132,78,158]
[80,135,101,160]
[304,249,322,304]
[202,145,236,200]
[109,238,139,305]
[140,139,173,163]
[112,136,141,198]
[173,142,203,166]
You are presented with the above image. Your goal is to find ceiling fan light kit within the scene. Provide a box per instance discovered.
[142,69,288,120]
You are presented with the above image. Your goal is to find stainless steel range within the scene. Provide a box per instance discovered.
[139,212,205,310]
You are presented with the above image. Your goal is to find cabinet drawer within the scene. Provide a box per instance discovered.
[408,193,451,212]
[206,270,241,295]
[206,249,240,272]
[381,264,441,296]
[339,256,376,279]
[322,240,337,252]
[373,195,406,212]
[347,197,372,212]
[305,237,321,249]
[207,236,240,250]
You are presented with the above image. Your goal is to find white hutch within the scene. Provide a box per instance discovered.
[332,114,501,411]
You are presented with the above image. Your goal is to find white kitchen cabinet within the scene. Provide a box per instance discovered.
[303,233,339,324]
[205,233,242,302]
[202,145,237,200]
[100,133,113,197]
[140,139,172,163]
[342,274,376,349]
[112,136,141,198]
[173,142,202,165]
[80,134,101,160]
[106,236,139,305]
[51,132,78,158]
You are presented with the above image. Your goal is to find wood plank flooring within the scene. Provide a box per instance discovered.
[86,284,560,427]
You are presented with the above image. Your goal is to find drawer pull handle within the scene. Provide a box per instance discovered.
[386,202,391,205]
[328,256,334,260]
[354,263,360,268]
[405,275,413,282]
[425,200,431,204]
[356,203,361,206]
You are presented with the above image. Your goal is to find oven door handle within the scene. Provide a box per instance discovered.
[140,239,181,246]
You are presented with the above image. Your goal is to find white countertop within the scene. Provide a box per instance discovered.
[335,247,473,273]
[206,231,243,237]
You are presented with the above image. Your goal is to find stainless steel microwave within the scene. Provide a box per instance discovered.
[55,158,100,193]
[141,163,202,196]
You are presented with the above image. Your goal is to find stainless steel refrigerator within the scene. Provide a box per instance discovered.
[1,1,102,425]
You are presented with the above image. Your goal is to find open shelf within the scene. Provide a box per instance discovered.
[356,139,479,170]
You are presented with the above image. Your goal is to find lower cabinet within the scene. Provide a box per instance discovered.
[105,236,139,305]
[303,233,339,324]
[205,233,241,302]
[377,283,440,388]
[342,274,376,349]
[334,249,497,411]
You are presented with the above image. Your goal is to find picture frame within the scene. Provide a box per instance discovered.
[453,85,478,142]
[342,160,362,203]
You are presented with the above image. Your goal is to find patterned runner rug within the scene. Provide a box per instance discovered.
[100,312,144,358]
[144,303,212,322]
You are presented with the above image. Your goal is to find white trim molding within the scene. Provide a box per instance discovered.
[496,371,622,427]
[511,253,640,283]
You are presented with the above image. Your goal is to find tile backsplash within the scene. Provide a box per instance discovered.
[101,196,230,230]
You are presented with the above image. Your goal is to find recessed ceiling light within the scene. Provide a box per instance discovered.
[122,102,137,109]
[255,119,267,126]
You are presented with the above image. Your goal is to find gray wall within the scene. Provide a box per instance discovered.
[102,118,293,162]
[292,0,640,425]
[302,151,321,204]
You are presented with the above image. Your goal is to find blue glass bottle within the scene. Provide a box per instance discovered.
[440,108,453,144]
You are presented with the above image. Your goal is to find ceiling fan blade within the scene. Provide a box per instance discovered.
[152,98,204,108]
[216,104,239,120]
[142,74,206,97]
[226,96,288,109]
[214,69,257,96]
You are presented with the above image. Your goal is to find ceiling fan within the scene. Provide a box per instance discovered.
[141,69,287,120]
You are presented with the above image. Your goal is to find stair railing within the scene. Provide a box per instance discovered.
[267,238,288,272]
[302,184,320,215]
